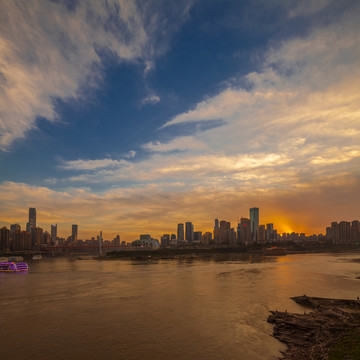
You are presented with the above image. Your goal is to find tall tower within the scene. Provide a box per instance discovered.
[177,223,184,241]
[185,222,194,242]
[249,207,259,243]
[29,207,36,230]
[72,224,78,243]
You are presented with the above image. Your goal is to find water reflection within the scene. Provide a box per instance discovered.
[1,254,360,360]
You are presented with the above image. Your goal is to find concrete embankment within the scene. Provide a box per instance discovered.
[267,295,360,360]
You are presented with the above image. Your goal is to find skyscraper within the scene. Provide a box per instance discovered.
[72,224,78,243]
[266,223,274,242]
[177,223,184,241]
[249,207,259,243]
[185,222,194,242]
[29,207,36,230]
[238,217,251,245]
[51,224,57,244]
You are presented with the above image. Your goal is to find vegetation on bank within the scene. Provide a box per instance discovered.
[328,329,360,360]
[104,243,360,259]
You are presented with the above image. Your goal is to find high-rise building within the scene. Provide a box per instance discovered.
[213,228,221,244]
[177,223,184,241]
[257,225,266,244]
[0,227,10,250]
[161,234,170,246]
[51,224,57,244]
[249,207,259,242]
[29,207,36,230]
[220,220,231,244]
[214,218,219,230]
[193,231,202,242]
[72,224,78,243]
[99,231,103,256]
[351,220,360,243]
[238,217,251,245]
[185,222,194,242]
[10,224,21,239]
[12,230,31,250]
[31,227,43,249]
[266,223,274,242]
[113,234,120,246]
[202,232,212,244]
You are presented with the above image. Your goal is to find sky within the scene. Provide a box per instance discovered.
[0,0,359,241]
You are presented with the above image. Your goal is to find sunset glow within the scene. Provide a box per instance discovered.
[0,1,359,241]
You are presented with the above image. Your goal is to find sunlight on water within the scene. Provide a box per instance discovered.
[1,253,359,360]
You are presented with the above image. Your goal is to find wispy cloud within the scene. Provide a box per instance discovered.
[62,8,360,192]
[0,0,191,150]
[59,158,130,171]
[140,94,161,105]
[142,136,207,152]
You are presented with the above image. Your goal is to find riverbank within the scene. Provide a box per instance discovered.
[267,295,360,359]
[104,244,360,260]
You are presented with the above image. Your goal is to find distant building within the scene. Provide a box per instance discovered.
[28,207,36,230]
[113,234,120,246]
[10,224,21,239]
[177,223,184,241]
[161,234,170,246]
[331,220,359,244]
[213,228,220,244]
[0,227,10,250]
[266,223,274,242]
[219,220,231,244]
[43,231,51,245]
[12,230,31,250]
[72,224,78,243]
[257,225,266,244]
[249,207,259,243]
[214,218,219,230]
[193,231,202,242]
[132,234,160,248]
[202,232,212,244]
[351,221,360,243]
[238,217,251,245]
[326,227,332,241]
[51,224,57,245]
[185,222,194,242]
[31,227,43,249]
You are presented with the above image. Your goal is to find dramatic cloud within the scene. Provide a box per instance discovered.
[1,1,359,239]
[0,0,191,150]
[59,9,360,193]
[1,175,359,242]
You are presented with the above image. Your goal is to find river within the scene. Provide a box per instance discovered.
[1,253,359,360]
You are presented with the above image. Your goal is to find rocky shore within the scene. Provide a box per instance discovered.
[267,295,360,359]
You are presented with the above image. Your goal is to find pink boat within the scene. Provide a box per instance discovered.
[0,262,28,272]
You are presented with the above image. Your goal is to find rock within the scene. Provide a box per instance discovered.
[268,296,360,359]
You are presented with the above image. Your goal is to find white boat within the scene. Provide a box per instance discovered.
[32,254,42,260]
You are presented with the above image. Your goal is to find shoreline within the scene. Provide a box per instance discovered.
[267,295,360,359]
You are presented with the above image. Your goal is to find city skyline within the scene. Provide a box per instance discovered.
[1,1,359,241]
[1,205,359,243]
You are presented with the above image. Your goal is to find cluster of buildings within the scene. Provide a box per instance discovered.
[327,221,360,244]
[156,208,276,247]
[1,207,360,252]
[0,208,123,251]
